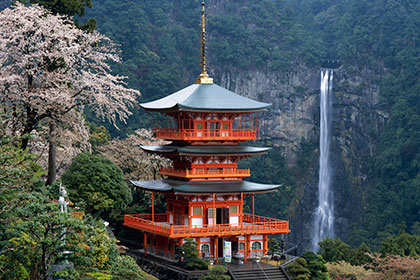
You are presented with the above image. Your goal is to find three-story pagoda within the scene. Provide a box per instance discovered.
[124,2,290,263]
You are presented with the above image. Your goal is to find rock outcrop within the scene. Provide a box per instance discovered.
[212,64,388,251]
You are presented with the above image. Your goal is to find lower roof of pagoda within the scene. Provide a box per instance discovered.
[130,179,280,194]
[141,145,270,156]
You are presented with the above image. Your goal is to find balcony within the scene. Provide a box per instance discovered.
[160,167,250,180]
[123,213,290,238]
[153,128,257,141]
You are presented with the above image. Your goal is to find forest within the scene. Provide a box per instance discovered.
[1,0,420,279]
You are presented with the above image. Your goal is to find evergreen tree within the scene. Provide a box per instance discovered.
[62,152,132,218]
[175,238,208,271]
[301,251,329,280]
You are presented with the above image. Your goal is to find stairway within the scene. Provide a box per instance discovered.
[229,267,289,280]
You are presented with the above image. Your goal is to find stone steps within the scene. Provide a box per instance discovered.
[230,267,289,280]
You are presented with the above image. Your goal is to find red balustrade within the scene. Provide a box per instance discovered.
[154,128,257,141]
[160,167,250,179]
[124,213,290,238]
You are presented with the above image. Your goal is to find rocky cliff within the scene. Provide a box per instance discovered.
[212,65,388,250]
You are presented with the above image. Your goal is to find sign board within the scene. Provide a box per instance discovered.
[224,241,231,263]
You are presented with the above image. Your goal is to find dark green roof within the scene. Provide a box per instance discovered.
[140,83,270,112]
[141,145,270,156]
[130,179,280,194]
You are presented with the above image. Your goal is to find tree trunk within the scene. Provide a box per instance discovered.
[46,121,56,185]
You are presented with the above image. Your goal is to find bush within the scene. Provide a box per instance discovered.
[62,152,132,218]
[175,238,208,270]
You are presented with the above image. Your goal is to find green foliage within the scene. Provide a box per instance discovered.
[175,238,208,271]
[318,237,351,263]
[89,123,111,152]
[239,148,297,221]
[268,238,281,257]
[22,0,97,30]
[287,257,311,280]
[301,251,329,280]
[198,265,230,280]
[0,193,90,280]
[380,232,420,257]
[318,237,373,266]
[0,135,44,225]
[62,152,132,217]
[111,255,148,280]
[349,243,372,266]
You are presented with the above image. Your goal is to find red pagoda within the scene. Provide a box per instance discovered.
[124,2,290,263]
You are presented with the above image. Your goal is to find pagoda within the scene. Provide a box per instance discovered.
[124,2,290,263]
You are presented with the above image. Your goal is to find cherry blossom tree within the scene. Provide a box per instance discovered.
[0,3,140,184]
[98,129,170,181]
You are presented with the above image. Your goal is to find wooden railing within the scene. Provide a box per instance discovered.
[160,167,250,179]
[124,214,171,235]
[153,128,257,141]
[124,213,290,238]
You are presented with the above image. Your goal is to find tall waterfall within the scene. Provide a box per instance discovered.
[311,69,335,251]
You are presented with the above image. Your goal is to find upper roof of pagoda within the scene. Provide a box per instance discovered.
[140,83,270,113]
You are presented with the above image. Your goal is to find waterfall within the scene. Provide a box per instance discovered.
[311,69,335,252]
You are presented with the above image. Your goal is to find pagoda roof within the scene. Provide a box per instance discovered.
[141,145,270,156]
[140,83,270,112]
[130,179,280,194]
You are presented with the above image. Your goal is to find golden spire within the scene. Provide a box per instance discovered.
[196,1,213,84]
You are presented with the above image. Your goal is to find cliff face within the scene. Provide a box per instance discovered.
[215,66,320,164]
[213,65,388,250]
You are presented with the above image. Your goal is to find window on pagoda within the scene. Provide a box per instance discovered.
[193,206,202,216]
[252,242,262,250]
[230,205,238,214]
[239,242,245,251]
[201,244,210,253]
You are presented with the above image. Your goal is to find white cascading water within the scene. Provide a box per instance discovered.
[311,69,335,252]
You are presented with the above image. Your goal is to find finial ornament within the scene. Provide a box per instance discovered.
[196,1,213,84]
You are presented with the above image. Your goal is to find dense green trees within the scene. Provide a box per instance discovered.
[287,257,311,280]
[62,152,132,217]
[300,251,329,280]
[0,139,149,279]
[23,0,97,30]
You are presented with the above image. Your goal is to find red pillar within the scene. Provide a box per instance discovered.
[252,194,255,230]
[240,192,243,228]
[244,236,247,262]
[152,192,155,222]
[144,233,147,257]
[263,235,268,255]
[196,238,201,258]
[215,237,219,264]
[212,193,216,226]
